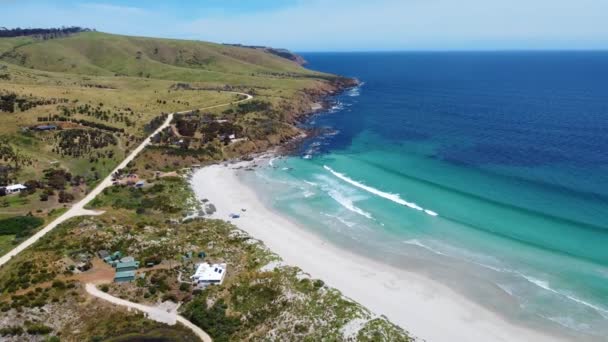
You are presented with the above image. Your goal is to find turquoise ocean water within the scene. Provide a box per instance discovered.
[241,52,608,339]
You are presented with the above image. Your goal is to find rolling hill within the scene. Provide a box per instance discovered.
[0,31,323,82]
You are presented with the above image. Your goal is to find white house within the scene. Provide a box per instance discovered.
[5,184,27,194]
[191,262,227,286]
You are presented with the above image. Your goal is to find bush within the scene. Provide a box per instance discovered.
[0,325,23,336]
[0,215,44,237]
[183,297,241,342]
[26,323,53,335]
[58,190,75,203]
[51,280,65,289]
[100,285,109,292]
[179,283,190,292]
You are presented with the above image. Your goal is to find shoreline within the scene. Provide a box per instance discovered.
[190,160,568,342]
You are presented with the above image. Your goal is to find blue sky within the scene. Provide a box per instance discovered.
[2,0,608,51]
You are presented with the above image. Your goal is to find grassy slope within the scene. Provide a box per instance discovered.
[1,31,324,81]
[0,32,334,221]
[0,32,405,341]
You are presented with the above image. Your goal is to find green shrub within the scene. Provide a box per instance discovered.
[183,297,241,342]
[0,325,23,336]
[26,323,53,335]
[0,215,44,237]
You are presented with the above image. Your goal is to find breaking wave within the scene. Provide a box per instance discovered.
[518,274,608,319]
[324,165,439,217]
[327,189,374,220]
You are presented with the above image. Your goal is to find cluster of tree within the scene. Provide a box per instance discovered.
[200,121,243,144]
[0,93,16,113]
[0,138,32,185]
[0,26,91,38]
[53,129,117,158]
[0,215,44,238]
[81,83,115,89]
[61,103,135,126]
[182,296,241,342]
[172,115,243,145]
[144,113,168,134]
[175,117,200,137]
[43,168,73,190]
[234,100,271,114]
[0,259,57,294]
[36,116,125,133]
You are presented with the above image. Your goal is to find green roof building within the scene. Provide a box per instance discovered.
[115,260,140,272]
[114,270,136,283]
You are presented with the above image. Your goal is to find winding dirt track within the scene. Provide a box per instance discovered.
[85,283,212,342]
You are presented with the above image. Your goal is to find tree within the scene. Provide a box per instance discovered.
[58,190,74,203]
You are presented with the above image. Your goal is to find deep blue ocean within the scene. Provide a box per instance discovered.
[243,52,608,339]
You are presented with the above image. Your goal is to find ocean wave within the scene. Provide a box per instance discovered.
[302,190,315,198]
[402,239,447,256]
[323,165,439,217]
[323,213,357,228]
[542,315,592,333]
[347,87,361,97]
[327,189,374,220]
[328,102,345,113]
[518,273,608,319]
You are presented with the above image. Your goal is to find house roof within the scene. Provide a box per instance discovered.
[6,184,27,191]
[115,260,139,269]
[191,263,227,282]
[115,270,136,279]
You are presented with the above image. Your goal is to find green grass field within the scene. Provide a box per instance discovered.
[0,30,345,256]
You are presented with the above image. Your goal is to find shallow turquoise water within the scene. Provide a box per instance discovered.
[242,52,608,338]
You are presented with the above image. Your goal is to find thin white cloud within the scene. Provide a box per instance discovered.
[79,2,146,15]
[176,0,608,50]
[2,0,607,50]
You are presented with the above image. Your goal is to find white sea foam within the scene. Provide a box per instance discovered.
[323,213,357,228]
[302,191,315,198]
[268,157,277,167]
[496,283,515,297]
[402,239,447,256]
[323,165,439,217]
[543,315,591,333]
[519,273,608,318]
[347,87,361,97]
[327,189,374,220]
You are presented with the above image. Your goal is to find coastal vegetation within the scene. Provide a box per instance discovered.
[0,28,403,341]
[0,173,412,340]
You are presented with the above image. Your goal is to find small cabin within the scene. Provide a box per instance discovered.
[4,184,27,194]
[34,125,57,131]
[191,262,227,286]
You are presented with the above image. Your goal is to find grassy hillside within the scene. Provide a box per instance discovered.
[0,31,323,81]
[0,30,409,342]
[0,31,344,251]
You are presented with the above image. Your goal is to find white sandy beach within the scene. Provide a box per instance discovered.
[190,161,566,342]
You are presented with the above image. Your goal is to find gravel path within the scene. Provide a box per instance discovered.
[85,283,212,341]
